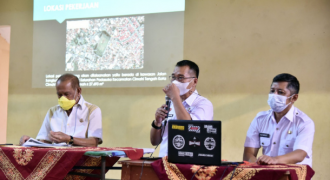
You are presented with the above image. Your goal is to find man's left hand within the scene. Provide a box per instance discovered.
[49,131,70,143]
[163,83,180,100]
[257,155,279,165]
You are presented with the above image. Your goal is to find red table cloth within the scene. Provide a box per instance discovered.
[0,146,143,180]
[151,156,315,180]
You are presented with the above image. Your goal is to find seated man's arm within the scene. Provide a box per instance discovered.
[50,107,102,147]
[258,118,314,165]
[164,83,192,120]
[49,131,99,147]
[71,137,99,147]
[171,95,191,120]
[150,124,162,146]
[243,115,261,163]
[257,150,306,165]
[173,102,191,120]
[84,107,102,147]
[150,104,167,146]
[243,147,259,163]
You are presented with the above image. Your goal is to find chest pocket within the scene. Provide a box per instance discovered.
[280,138,295,155]
[260,137,271,147]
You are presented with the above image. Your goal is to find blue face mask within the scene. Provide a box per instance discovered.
[267,94,294,112]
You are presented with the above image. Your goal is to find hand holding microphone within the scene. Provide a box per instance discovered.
[164,95,171,127]
[165,95,171,118]
[154,96,172,126]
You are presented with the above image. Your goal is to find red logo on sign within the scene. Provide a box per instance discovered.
[188,125,200,133]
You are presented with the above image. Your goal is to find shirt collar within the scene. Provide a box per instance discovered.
[284,105,295,122]
[183,90,198,107]
[270,105,295,122]
[76,95,85,109]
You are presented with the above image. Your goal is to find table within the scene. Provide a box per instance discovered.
[67,150,129,179]
[0,146,143,180]
[119,157,315,180]
[68,156,121,180]
[119,160,159,180]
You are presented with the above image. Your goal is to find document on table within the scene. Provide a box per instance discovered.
[84,148,155,157]
[23,138,68,147]
[142,148,155,154]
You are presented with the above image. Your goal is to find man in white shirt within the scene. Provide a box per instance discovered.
[243,73,314,167]
[19,74,102,147]
[150,60,213,157]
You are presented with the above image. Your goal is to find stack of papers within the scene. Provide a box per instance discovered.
[23,138,68,147]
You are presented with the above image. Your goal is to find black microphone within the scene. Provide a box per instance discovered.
[165,95,171,118]
[164,96,171,127]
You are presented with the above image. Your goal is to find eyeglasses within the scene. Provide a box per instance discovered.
[169,76,196,82]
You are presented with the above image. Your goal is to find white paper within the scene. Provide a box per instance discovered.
[142,148,155,154]
[23,138,68,147]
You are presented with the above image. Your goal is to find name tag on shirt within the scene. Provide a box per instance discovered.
[259,133,270,138]
[168,114,173,117]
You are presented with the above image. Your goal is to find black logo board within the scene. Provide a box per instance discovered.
[168,120,221,166]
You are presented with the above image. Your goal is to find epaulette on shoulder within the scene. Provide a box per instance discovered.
[255,110,271,119]
[85,103,99,114]
[48,106,60,119]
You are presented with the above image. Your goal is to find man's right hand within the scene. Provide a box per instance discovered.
[155,104,169,126]
[151,104,169,146]
[19,135,30,146]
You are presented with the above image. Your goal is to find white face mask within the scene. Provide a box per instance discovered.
[267,94,294,112]
[172,80,193,95]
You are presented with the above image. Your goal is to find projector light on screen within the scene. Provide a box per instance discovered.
[32,0,184,88]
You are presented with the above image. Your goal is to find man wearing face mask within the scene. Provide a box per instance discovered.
[243,73,314,167]
[150,60,214,157]
[19,74,102,147]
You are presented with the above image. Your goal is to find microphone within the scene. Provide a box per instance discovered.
[164,95,171,127]
[165,95,171,118]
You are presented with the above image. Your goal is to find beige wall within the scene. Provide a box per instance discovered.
[0,26,10,144]
[1,0,329,179]
[184,1,330,179]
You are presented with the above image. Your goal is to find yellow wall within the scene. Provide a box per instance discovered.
[1,0,330,179]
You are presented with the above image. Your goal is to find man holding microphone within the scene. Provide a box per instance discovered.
[150,60,214,157]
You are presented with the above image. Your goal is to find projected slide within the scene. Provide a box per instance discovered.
[32,0,185,88]
[66,17,144,71]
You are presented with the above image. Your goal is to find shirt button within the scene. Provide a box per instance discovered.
[286,145,289,147]
[273,142,276,144]
[276,128,279,130]
[262,142,264,145]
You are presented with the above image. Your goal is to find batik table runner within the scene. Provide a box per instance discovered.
[151,156,315,180]
[0,146,143,180]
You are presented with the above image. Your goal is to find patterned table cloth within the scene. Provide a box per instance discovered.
[0,146,143,180]
[151,156,315,180]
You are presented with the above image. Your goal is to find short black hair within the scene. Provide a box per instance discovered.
[56,73,80,90]
[176,60,199,78]
[272,73,300,94]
